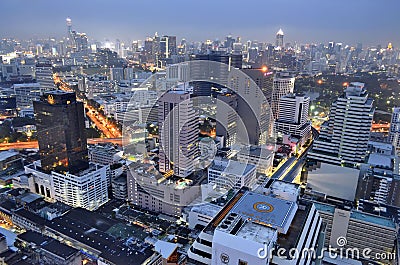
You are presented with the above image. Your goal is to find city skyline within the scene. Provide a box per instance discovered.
[1,0,400,46]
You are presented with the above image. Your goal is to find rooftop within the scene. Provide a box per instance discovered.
[191,203,222,217]
[41,240,78,260]
[154,240,178,259]
[0,151,19,161]
[306,163,359,201]
[210,158,256,176]
[17,231,50,246]
[368,153,392,168]
[350,211,396,229]
[230,191,297,232]
[235,221,277,244]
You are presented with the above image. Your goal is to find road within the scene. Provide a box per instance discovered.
[0,138,122,151]
[260,127,319,186]
[54,74,122,138]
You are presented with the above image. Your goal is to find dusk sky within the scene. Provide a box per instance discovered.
[1,0,399,46]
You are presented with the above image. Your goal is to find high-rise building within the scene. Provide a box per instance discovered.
[160,35,177,59]
[216,93,238,147]
[33,90,89,174]
[271,72,295,120]
[274,94,311,144]
[191,52,242,97]
[13,83,42,110]
[241,67,274,104]
[389,107,400,155]
[313,201,397,263]
[35,64,56,91]
[308,82,374,166]
[276,28,284,48]
[158,90,198,178]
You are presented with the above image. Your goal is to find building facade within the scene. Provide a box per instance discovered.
[308,82,374,166]
[33,90,89,174]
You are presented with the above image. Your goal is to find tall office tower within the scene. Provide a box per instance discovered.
[275,28,284,48]
[74,33,88,53]
[271,72,295,120]
[158,90,198,178]
[216,93,239,147]
[224,35,235,50]
[191,51,242,97]
[160,35,177,59]
[274,94,311,145]
[33,90,89,174]
[66,17,75,52]
[241,67,274,104]
[35,64,56,91]
[389,107,400,155]
[309,82,374,166]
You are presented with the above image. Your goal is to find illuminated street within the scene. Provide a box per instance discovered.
[0,138,122,151]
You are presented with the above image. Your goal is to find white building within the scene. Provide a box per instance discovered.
[127,162,200,217]
[88,144,122,165]
[208,158,257,190]
[274,94,311,145]
[187,203,222,229]
[25,161,109,211]
[13,82,42,109]
[237,145,274,175]
[188,186,322,265]
[389,107,400,155]
[271,72,295,120]
[309,82,374,166]
[158,90,198,178]
[35,64,56,91]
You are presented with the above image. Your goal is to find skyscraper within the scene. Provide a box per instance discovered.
[276,28,284,48]
[309,82,374,166]
[191,51,242,97]
[33,90,89,174]
[271,72,295,120]
[389,107,400,155]
[159,35,177,59]
[241,67,274,104]
[158,90,198,178]
[216,93,239,147]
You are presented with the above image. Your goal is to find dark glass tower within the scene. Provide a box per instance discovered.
[191,51,242,97]
[33,90,89,174]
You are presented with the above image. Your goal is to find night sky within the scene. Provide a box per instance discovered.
[1,0,399,46]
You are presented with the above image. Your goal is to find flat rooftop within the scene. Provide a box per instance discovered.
[235,221,276,244]
[210,159,255,176]
[306,163,359,201]
[368,153,392,168]
[350,211,396,229]
[191,203,222,217]
[0,151,19,161]
[231,191,297,231]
